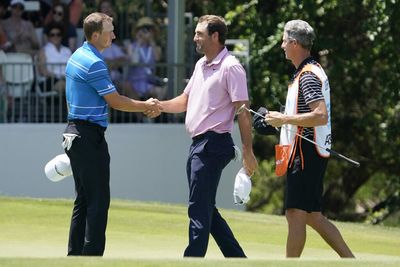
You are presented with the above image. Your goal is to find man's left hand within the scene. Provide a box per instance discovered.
[242,149,258,176]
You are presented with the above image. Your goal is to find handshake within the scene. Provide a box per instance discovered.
[143,98,163,118]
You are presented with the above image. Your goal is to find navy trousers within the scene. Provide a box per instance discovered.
[64,120,110,256]
[184,131,246,258]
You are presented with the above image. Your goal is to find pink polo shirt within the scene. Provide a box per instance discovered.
[184,47,249,138]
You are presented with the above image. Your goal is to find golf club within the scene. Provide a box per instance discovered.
[236,104,279,130]
[237,104,360,167]
[237,104,265,118]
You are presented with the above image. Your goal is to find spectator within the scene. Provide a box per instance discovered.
[43,0,83,27]
[65,0,83,27]
[101,39,135,99]
[0,1,10,20]
[37,22,71,93]
[125,17,166,100]
[0,24,10,50]
[98,0,116,19]
[43,1,77,52]
[98,0,133,98]
[1,0,40,57]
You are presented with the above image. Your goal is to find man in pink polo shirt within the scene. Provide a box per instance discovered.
[159,15,257,257]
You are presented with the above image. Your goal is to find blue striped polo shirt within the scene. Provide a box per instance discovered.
[65,41,116,127]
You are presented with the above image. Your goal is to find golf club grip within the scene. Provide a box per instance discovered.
[251,109,280,131]
[326,148,360,167]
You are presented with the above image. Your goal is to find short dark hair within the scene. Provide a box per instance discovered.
[83,12,113,41]
[198,15,227,45]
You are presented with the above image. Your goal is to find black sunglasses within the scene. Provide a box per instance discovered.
[53,11,64,16]
[11,4,24,10]
[140,25,153,31]
[49,32,62,37]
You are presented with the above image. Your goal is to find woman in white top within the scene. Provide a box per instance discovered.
[38,22,72,93]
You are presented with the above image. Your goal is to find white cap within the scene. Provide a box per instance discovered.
[44,154,72,182]
[10,0,26,8]
[233,167,252,205]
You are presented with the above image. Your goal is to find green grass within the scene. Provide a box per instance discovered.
[0,197,399,267]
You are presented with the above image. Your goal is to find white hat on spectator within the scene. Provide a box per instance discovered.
[10,0,26,8]
[133,17,158,35]
[136,17,155,29]
[44,154,73,182]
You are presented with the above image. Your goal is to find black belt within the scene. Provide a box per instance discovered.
[69,119,107,132]
[192,131,230,142]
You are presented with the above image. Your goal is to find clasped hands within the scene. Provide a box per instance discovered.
[143,98,162,118]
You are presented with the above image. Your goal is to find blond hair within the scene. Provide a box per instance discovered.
[83,12,113,41]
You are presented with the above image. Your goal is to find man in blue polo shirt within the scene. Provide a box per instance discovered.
[63,12,161,256]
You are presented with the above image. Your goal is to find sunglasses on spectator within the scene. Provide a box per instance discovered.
[53,10,64,16]
[49,32,62,37]
[11,4,24,10]
[140,25,153,31]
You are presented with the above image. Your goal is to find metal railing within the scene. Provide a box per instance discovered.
[0,58,190,124]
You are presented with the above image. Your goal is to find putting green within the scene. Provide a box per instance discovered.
[0,197,399,267]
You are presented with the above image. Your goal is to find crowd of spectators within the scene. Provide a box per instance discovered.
[0,0,168,123]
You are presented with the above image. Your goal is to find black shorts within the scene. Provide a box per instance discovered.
[284,139,328,212]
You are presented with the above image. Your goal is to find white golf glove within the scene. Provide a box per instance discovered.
[62,133,78,151]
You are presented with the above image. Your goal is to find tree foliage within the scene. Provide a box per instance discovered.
[186,0,400,225]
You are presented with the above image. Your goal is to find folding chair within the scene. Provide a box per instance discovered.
[1,52,35,122]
